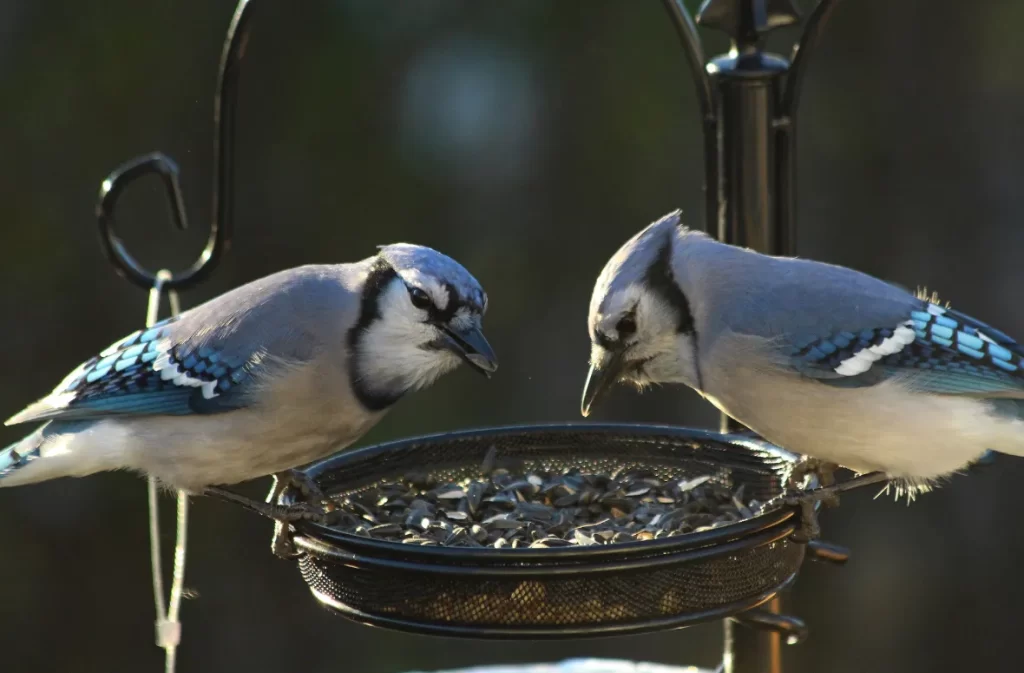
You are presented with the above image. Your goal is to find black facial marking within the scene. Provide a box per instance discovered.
[433,282,462,323]
[347,257,403,411]
[408,281,471,325]
[644,233,695,335]
[595,331,617,351]
[595,310,637,352]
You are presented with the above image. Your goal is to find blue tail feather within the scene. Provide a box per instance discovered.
[0,431,40,480]
[0,420,95,483]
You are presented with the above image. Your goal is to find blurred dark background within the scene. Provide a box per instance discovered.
[2,1,1023,671]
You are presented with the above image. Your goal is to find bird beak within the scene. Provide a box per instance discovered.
[439,325,498,378]
[580,349,625,417]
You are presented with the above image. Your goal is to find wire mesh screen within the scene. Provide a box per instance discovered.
[287,424,806,637]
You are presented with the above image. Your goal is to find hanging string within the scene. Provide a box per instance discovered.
[145,269,189,673]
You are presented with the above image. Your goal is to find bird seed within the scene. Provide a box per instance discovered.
[325,446,765,549]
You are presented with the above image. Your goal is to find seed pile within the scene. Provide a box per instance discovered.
[326,447,765,549]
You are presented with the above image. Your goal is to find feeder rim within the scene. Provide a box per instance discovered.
[293,515,796,575]
[298,422,802,476]
[284,422,803,563]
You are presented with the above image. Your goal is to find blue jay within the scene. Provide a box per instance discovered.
[1,243,497,521]
[581,210,1023,499]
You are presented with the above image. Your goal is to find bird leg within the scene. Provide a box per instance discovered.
[264,470,334,559]
[205,472,339,559]
[784,470,891,542]
[203,485,329,524]
[786,470,891,505]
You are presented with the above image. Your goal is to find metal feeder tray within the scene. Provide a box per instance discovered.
[276,423,809,639]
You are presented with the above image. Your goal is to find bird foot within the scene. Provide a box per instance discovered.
[204,483,334,558]
[269,471,341,558]
[205,485,330,523]
[783,470,890,543]
[267,469,328,506]
[268,502,330,559]
[785,470,890,505]
[788,499,821,543]
[788,456,839,489]
[264,470,335,558]
[787,457,841,508]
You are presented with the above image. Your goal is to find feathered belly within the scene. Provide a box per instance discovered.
[119,406,382,491]
[706,370,1023,481]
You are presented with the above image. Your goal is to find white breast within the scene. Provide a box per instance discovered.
[702,333,1024,485]
[120,355,386,490]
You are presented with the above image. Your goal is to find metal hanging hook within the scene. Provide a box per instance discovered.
[91,3,256,670]
[96,153,191,288]
[94,0,256,291]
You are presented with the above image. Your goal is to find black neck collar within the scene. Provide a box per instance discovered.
[347,258,404,411]
[644,234,695,335]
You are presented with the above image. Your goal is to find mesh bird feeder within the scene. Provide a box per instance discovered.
[94,2,855,673]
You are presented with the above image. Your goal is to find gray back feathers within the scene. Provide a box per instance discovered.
[670,233,920,343]
[166,263,366,365]
[591,209,922,344]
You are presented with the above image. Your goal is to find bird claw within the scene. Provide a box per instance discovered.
[265,471,334,559]
[268,469,327,505]
[269,502,329,559]
[787,457,842,508]
[273,500,329,523]
[782,470,892,542]
[779,493,822,543]
[790,499,821,543]
[787,456,838,489]
[205,482,333,558]
[271,520,295,558]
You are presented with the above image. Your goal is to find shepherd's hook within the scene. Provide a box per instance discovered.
[95,0,255,291]
[92,2,256,671]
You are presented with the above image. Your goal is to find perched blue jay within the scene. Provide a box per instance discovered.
[1,244,497,519]
[582,210,1022,498]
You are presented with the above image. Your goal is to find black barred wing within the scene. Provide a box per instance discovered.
[5,316,258,426]
[787,303,1024,396]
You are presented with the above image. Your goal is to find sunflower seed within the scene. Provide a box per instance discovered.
[326,461,764,549]
[678,475,712,492]
[481,445,499,475]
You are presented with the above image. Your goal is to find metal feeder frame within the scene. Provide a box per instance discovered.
[94,2,850,672]
[278,424,827,641]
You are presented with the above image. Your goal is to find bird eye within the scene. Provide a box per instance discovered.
[408,287,432,310]
[617,316,637,335]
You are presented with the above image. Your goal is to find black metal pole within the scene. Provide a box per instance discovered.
[660,1,843,671]
[696,0,798,252]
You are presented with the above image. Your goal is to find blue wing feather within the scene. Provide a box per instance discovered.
[788,304,1024,396]
[5,316,258,425]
